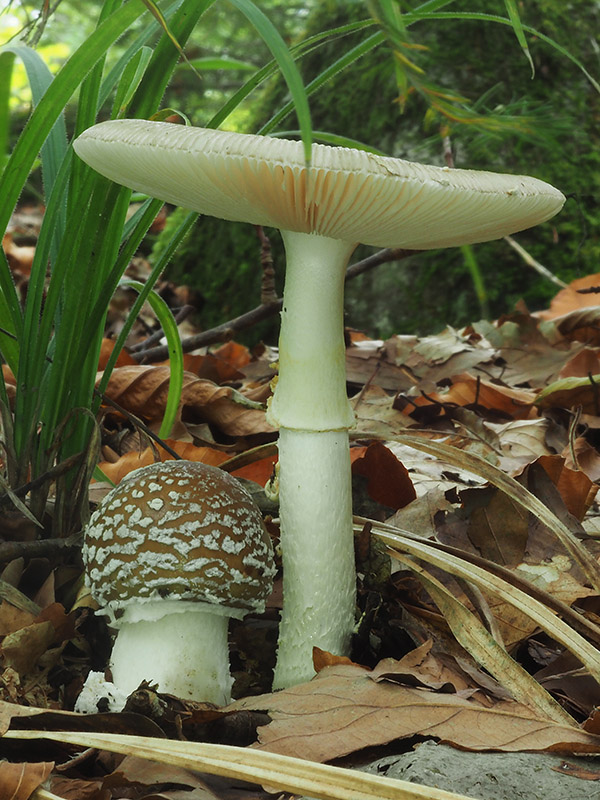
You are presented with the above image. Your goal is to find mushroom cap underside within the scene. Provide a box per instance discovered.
[74,119,565,250]
[83,460,275,616]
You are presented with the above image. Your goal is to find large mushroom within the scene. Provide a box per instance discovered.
[74,121,565,688]
[82,459,275,705]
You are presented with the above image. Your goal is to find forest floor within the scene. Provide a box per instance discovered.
[2,207,600,799]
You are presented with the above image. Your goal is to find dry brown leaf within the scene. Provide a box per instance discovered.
[353,384,415,438]
[398,374,536,420]
[98,365,273,436]
[100,755,220,799]
[369,642,479,694]
[312,647,364,673]
[98,338,137,370]
[1,620,55,676]
[536,273,600,319]
[230,662,600,762]
[345,338,417,392]
[97,441,230,485]
[0,699,165,738]
[464,487,528,566]
[48,775,106,800]
[0,760,53,800]
[231,454,278,487]
[536,454,598,520]
[559,347,600,379]
[351,441,416,510]
[551,761,600,780]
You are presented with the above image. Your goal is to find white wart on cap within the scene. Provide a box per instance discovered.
[82,460,275,706]
[74,120,565,690]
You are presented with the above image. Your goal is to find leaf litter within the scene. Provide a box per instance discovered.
[4,226,600,796]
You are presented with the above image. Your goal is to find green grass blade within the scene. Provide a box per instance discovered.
[226,0,312,159]
[258,31,384,136]
[95,210,197,402]
[187,56,256,71]
[127,0,216,120]
[410,11,600,94]
[122,281,184,439]
[97,0,185,109]
[0,51,15,173]
[0,248,21,373]
[112,46,154,118]
[1,44,69,198]
[503,0,534,77]
[207,19,374,131]
[0,0,150,238]
[460,244,489,319]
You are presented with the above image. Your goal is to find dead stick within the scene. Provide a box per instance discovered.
[135,248,416,364]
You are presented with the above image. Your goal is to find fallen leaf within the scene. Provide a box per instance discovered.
[230,662,600,762]
[98,365,273,436]
[0,760,53,800]
[97,441,230,485]
[536,273,600,320]
[352,441,416,510]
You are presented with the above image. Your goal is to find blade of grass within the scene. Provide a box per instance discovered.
[0,0,151,238]
[6,731,480,800]
[207,19,374,130]
[226,0,312,159]
[127,0,216,120]
[395,433,600,591]
[0,248,21,374]
[0,44,68,200]
[390,550,575,726]
[367,517,600,683]
[258,31,384,136]
[95,210,197,402]
[0,50,15,172]
[503,0,534,77]
[410,11,600,94]
[121,281,184,439]
[111,46,153,118]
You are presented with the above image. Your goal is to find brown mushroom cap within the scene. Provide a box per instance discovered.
[83,460,275,618]
[73,119,565,249]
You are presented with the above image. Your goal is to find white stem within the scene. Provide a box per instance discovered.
[269,231,357,689]
[273,429,355,689]
[267,231,356,431]
[109,600,234,705]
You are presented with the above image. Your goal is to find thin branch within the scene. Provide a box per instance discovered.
[134,248,417,363]
[0,535,80,564]
[504,235,567,288]
[129,304,195,353]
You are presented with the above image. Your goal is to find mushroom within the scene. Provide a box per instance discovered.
[82,459,275,706]
[73,121,565,688]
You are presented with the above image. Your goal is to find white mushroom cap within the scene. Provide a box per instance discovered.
[73,119,565,249]
[83,460,275,622]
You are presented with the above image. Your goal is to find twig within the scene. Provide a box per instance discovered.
[129,305,195,353]
[134,248,416,363]
[0,535,80,564]
[504,235,567,288]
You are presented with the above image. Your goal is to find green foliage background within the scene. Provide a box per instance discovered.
[156,0,600,339]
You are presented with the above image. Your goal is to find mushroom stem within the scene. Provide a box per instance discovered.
[109,600,237,705]
[268,231,358,688]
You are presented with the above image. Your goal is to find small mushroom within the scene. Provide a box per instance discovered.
[82,460,275,706]
[74,122,565,688]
